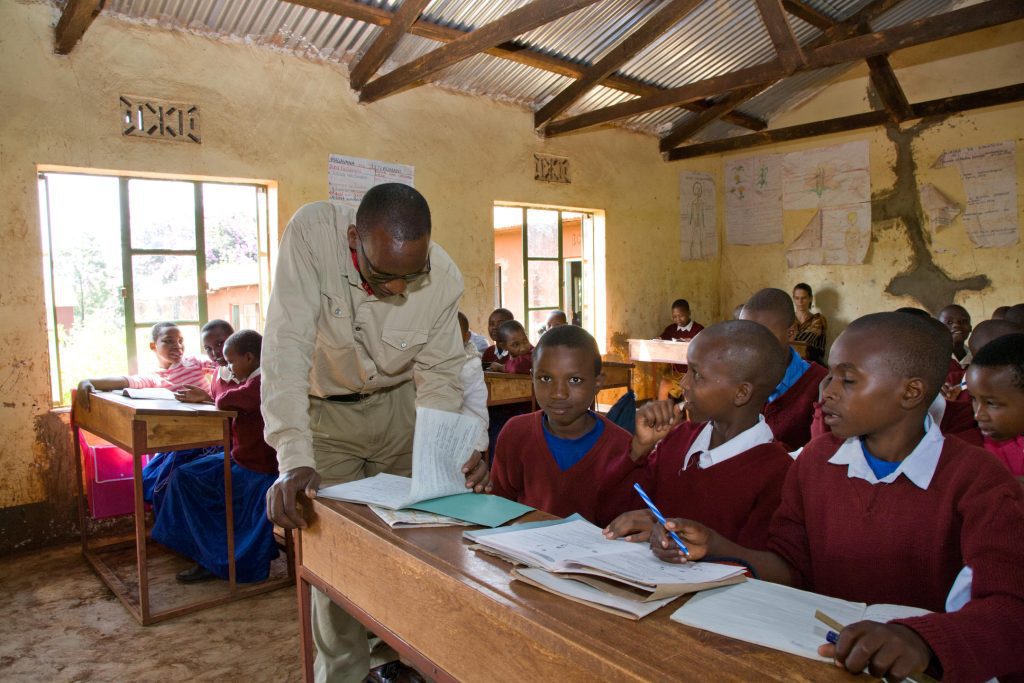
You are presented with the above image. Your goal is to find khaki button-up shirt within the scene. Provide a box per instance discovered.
[262,201,465,473]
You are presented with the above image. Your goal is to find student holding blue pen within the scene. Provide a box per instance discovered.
[602,320,792,552]
[649,313,1024,683]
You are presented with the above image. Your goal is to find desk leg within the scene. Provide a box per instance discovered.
[72,424,88,554]
[296,532,314,683]
[132,420,150,623]
[223,420,237,591]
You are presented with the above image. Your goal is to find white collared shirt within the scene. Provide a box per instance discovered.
[827,415,945,489]
[953,350,972,369]
[684,415,775,470]
[677,320,694,333]
[927,392,946,426]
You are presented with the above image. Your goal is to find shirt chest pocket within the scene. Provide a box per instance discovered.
[318,293,355,350]
[377,327,429,372]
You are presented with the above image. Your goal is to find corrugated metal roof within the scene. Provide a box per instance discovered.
[94,0,974,140]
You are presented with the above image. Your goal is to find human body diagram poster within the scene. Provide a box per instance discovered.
[328,154,415,207]
[782,141,871,268]
[680,171,717,260]
[933,141,1018,248]
[724,155,783,245]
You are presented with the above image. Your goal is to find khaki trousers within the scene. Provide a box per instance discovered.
[309,382,415,683]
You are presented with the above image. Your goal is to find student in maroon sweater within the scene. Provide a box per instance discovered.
[651,313,1024,683]
[490,325,634,526]
[961,334,1024,483]
[657,298,705,401]
[603,320,792,551]
[152,330,280,584]
[480,307,513,367]
[487,319,534,374]
[740,288,828,450]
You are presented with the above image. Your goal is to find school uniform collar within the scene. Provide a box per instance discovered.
[927,392,946,426]
[953,350,972,369]
[217,365,239,384]
[685,415,775,470]
[677,320,694,333]
[827,415,944,490]
[767,347,810,403]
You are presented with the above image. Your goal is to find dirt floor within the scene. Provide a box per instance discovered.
[0,543,302,682]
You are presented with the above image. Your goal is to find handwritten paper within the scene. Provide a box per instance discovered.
[786,204,870,268]
[783,141,870,210]
[680,171,717,260]
[919,183,962,235]
[725,154,783,245]
[933,141,1018,248]
[328,153,414,207]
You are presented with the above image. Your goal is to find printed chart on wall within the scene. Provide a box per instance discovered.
[680,171,717,260]
[724,154,782,245]
[782,140,871,268]
[328,153,415,207]
[932,141,1018,248]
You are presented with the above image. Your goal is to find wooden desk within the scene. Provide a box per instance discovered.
[297,500,853,682]
[483,372,534,408]
[71,391,291,625]
[628,338,690,365]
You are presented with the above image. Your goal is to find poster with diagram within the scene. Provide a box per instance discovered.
[724,154,783,245]
[933,140,1018,248]
[680,171,717,260]
[328,153,415,207]
[783,141,871,266]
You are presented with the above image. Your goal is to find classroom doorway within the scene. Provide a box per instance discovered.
[38,170,273,405]
[492,204,606,349]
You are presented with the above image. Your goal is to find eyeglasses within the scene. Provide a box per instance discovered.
[357,238,431,285]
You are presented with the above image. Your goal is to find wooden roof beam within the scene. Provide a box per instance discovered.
[348,0,431,91]
[755,0,805,70]
[55,0,104,55]
[544,0,1024,137]
[282,0,765,131]
[665,82,1024,160]
[658,87,762,153]
[358,0,605,104]
[781,0,833,30]
[867,54,913,121]
[534,0,703,129]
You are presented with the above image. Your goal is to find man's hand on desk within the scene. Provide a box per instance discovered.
[462,451,491,493]
[266,466,321,529]
[175,384,213,403]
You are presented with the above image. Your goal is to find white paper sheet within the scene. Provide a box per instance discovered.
[725,154,783,245]
[328,153,414,207]
[934,140,1018,248]
[783,141,870,210]
[680,171,718,260]
[368,505,472,528]
[514,567,677,619]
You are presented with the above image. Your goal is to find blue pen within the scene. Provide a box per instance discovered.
[633,482,690,558]
[825,631,839,645]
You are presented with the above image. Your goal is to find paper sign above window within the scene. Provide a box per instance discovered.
[120,95,201,143]
[534,154,571,184]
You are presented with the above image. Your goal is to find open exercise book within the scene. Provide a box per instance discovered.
[466,517,745,619]
[121,387,177,400]
[670,579,930,661]
[316,407,532,528]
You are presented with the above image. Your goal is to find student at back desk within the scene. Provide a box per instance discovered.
[603,320,792,551]
[490,326,634,526]
[651,313,1024,683]
[480,307,513,367]
[739,288,828,450]
[486,320,534,374]
[657,298,704,401]
[962,333,1024,484]
[153,330,279,583]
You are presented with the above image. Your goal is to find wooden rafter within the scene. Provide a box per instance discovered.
[755,0,805,70]
[544,0,1024,137]
[534,0,702,129]
[781,0,833,30]
[657,0,901,151]
[55,0,103,55]
[348,0,431,91]
[282,0,765,130]
[867,54,913,121]
[665,83,1024,160]
[358,0,605,103]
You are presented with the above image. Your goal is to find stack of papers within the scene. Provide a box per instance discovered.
[469,517,745,618]
[368,506,472,528]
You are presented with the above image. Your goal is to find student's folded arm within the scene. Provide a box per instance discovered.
[215,383,260,414]
[260,212,323,474]
[890,480,1024,682]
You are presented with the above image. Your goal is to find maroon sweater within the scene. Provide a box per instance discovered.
[763,361,828,451]
[215,373,277,475]
[491,412,634,527]
[769,433,1024,682]
[481,344,507,366]
[504,349,534,374]
[607,421,791,550]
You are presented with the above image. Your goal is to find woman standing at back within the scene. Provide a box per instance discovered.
[792,283,827,364]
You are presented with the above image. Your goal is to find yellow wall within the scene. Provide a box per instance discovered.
[0,1,694,521]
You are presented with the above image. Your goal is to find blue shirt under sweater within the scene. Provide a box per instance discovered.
[768,347,811,403]
[860,440,902,479]
[541,412,605,472]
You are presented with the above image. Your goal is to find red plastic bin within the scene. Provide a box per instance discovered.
[80,430,149,519]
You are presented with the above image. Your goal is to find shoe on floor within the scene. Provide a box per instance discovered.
[364,660,425,683]
[176,564,216,583]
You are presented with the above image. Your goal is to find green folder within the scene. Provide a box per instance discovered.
[407,493,533,528]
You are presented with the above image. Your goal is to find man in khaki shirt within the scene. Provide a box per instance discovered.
[262,183,488,682]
